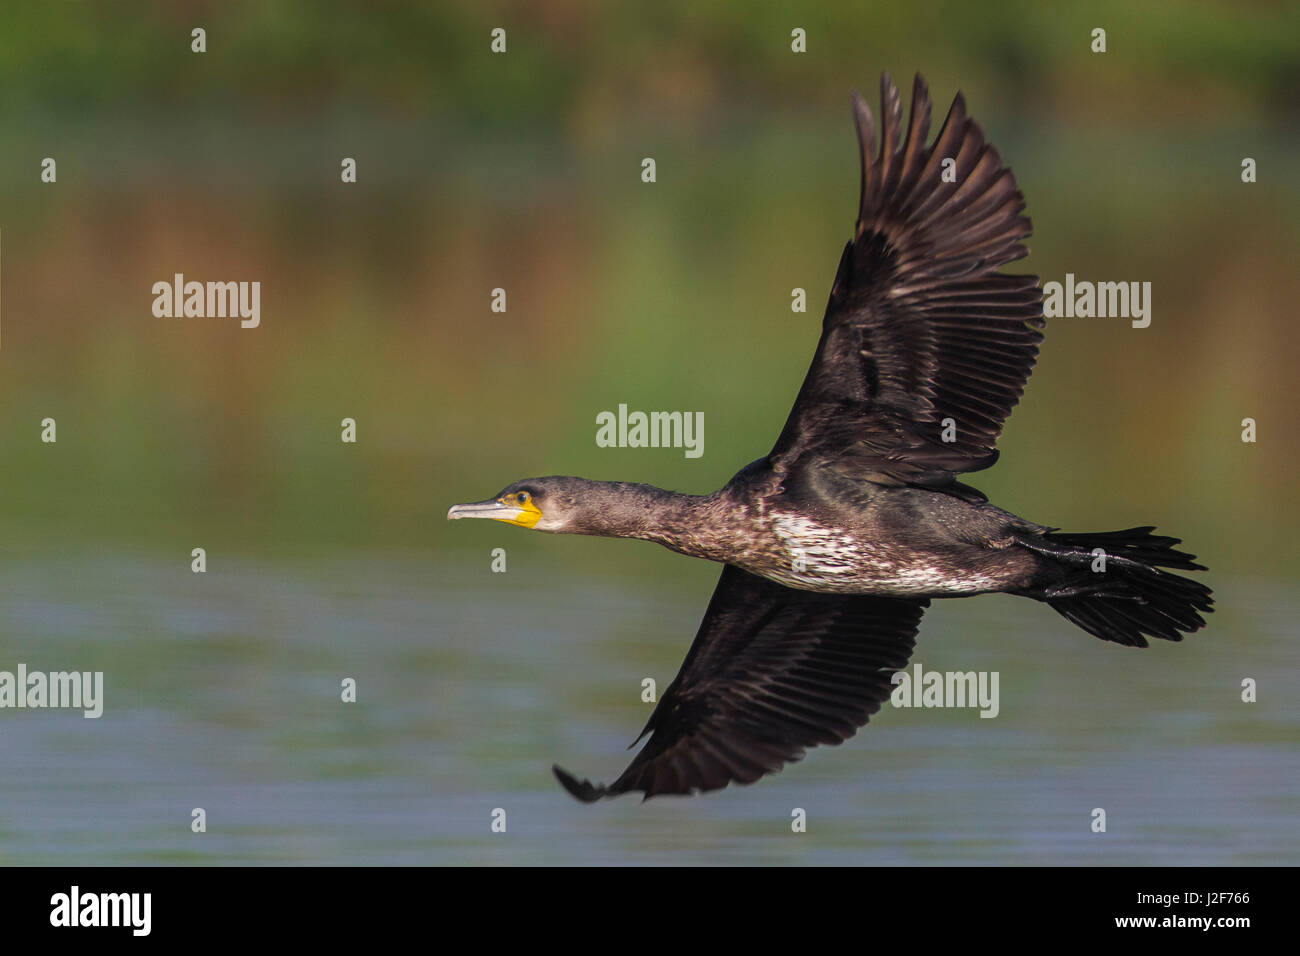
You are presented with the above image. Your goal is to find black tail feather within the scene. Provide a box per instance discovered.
[1021,527,1213,648]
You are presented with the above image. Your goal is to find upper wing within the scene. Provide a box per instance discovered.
[553,564,927,801]
[769,73,1044,488]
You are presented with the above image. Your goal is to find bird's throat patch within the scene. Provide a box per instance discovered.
[500,500,542,528]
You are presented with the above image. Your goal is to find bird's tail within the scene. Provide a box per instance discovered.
[1018,527,1213,647]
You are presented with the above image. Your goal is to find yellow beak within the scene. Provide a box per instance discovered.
[446,497,542,528]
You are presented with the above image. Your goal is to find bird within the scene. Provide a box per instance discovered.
[447,73,1213,802]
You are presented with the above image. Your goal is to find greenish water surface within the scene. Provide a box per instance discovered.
[0,554,1291,865]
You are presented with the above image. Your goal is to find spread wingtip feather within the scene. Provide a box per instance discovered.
[552,764,608,803]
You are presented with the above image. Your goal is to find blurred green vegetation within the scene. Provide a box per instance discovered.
[0,1,1295,578]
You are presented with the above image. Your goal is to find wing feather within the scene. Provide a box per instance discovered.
[770,73,1044,487]
[553,565,927,801]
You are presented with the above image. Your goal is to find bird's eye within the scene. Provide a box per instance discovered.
[516,492,529,504]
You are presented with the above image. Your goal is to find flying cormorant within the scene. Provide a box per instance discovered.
[448,74,1213,802]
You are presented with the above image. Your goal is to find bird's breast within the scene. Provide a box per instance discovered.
[743,510,1009,596]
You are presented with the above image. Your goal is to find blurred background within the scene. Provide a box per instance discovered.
[0,1,1295,864]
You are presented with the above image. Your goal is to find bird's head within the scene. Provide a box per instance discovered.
[446,476,591,533]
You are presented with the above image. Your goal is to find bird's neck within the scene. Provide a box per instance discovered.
[577,483,732,561]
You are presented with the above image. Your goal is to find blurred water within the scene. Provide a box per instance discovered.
[0,553,1294,865]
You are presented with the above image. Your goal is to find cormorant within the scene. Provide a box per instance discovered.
[448,74,1213,802]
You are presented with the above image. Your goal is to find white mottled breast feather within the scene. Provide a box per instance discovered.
[756,511,1003,595]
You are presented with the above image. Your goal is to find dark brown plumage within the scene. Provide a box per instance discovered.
[554,565,927,801]
[448,73,1213,803]
[770,74,1043,491]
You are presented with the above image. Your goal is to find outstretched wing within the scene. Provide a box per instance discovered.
[769,73,1044,488]
[553,564,927,801]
